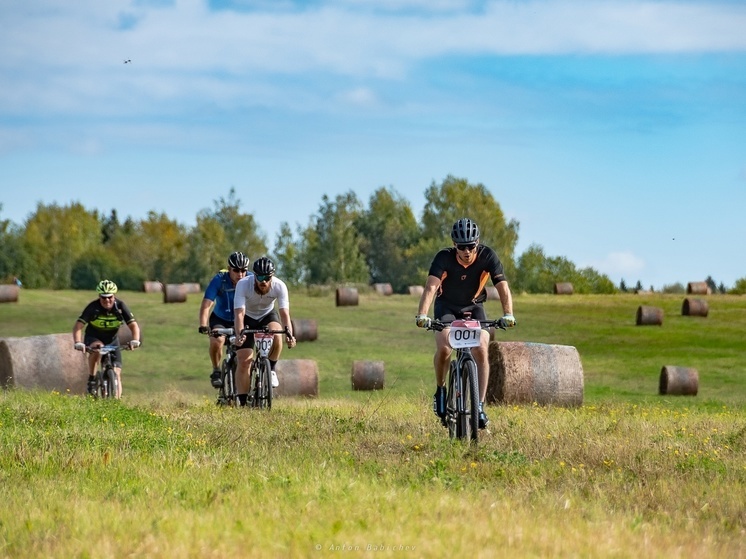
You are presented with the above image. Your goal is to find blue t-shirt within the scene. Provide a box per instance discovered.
[203,271,237,322]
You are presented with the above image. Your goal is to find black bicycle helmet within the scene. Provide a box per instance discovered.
[228,251,250,270]
[252,256,275,277]
[451,218,480,244]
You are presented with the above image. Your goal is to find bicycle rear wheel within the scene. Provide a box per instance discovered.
[461,358,479,443]
[445,361,459,439]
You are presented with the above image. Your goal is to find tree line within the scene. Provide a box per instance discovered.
[1,175,743,294]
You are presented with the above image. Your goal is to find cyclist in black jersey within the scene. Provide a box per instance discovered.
[72,279,141,398]
[415,218,516,429]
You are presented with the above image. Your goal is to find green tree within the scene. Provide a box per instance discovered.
[356,187,419,292]
[0,206,25,284]
[419,175,519,281]
[21,202,101,288]
[302,192,369,285]
[730,277,746,295]
[106,211,187,284]
[182,215,228,286]
[201,188,267,260]
[273,222,304,286]
[514,243,615,294]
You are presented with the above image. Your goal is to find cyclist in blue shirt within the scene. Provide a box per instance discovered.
[199,251,250,388]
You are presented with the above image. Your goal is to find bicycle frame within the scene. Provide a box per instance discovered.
[210,328,238,407]
[240,326,289,410]
[86,344,127,400]
[428,318,505,443]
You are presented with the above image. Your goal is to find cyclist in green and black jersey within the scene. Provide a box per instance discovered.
[72,279,141,398]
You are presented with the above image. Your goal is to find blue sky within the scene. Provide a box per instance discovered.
[1,0,745,289]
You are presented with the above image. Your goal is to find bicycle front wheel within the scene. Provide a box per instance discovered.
[103,367,118,400]
[445,361,459,440]
[462,358,479,443]
[252,359,272,409]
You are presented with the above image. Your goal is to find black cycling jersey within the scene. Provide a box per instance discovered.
[76,298,136,345]
[428,245,506,307]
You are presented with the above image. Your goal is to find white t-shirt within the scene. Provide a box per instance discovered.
[234,275,290,320]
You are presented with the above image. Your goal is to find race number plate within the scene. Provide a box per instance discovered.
[448,319,482,348]
[254,333,274,356]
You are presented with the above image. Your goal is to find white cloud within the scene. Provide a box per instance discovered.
[2,1,746,124]
[592,250,646,279]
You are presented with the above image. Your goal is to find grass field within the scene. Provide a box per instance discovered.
[1,289,744,558]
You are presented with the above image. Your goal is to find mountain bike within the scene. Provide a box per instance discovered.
[207,328,238,407]
[240,326,290,409]
[427,317,506,443]
[86,344,129,399]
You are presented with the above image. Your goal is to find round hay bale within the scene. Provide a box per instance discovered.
[163,283,187,304]
[291,318,318,342]
[182,282,202,295]
[273,359,318,398]
[143,281,163,293]
[659,366,698,396]
[682,298,709,317]
[554,282,574,295]
[0,333,88,394]
[0,285,20,303]
[487,341,584,406]
[686,282,709,295]
[372,283,393,296]
[351,360,385,391]
[408,285,424,297]
[485,285,500,301]
[636,305,663,326]
[336,287,359,307]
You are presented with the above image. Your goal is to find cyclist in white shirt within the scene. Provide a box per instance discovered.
[233,256,296,407]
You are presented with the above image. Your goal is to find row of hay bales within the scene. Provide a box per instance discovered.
[553,281,711,296]
[0,333,695,399]
[636,298,710,325]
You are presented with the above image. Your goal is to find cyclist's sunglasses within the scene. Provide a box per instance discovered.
[231,267,248,273]
[255,274,272,282]
[456,243,477,252]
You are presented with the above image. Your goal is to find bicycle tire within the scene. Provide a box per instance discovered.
[462,358,479,443]
[103,367,118,400]
[216,357,233,406]
[224,358,236,406]
[445,361,459,440]
[250,359,270,409]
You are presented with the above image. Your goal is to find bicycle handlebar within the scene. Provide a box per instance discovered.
[86,344,131,354]
[427,318,508,332]
[239,325,292,336]
[203,327,234,338]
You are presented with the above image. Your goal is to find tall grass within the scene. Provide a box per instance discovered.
[0,290,745,557]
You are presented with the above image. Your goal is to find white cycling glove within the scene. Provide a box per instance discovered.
[129,340,141,349]
[501,314,516,328]
[73,342,85,352]
[415,314,432,328]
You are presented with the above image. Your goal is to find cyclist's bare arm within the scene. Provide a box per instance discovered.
[198,298,214,330]
[417,275,442,316]
[495,281,513,316]
[278,308,296,347]
[234,306,246,345]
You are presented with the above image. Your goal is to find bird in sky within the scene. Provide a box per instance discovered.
[124,59,131,64]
